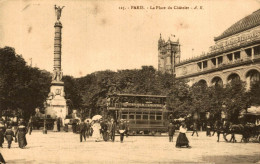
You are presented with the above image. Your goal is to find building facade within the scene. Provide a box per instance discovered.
[159,9,260,88]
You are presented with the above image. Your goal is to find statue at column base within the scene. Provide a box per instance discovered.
[52,69,63,82]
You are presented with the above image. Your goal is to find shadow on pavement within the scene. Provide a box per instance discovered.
[202,154,260,164]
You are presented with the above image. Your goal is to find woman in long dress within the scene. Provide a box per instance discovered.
[92,121,102,142]
[15,123,28,149]
[176,123,191,148]
[53,120,58,132]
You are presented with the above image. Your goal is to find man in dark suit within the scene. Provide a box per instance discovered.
[191,122,199,137]
[85,120,91,138]
[79,119,86,142]
[168,122,175,142]
[110,119,116,142]
[57,117,61,132]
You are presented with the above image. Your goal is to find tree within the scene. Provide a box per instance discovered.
[167,79,191,117]
[248,82,260,106]
[63,76,83,113]
[0,46,51,119]
[223,80,250,123]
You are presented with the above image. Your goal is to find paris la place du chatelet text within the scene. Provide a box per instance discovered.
[119,6,203,10]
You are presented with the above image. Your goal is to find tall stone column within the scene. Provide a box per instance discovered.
[54,22,62,76]
[45,5,67,125]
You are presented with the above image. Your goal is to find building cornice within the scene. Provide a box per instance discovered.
[176,40,260,67]
[176,58,260,79]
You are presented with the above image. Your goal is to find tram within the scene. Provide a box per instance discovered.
[106,94,169,135]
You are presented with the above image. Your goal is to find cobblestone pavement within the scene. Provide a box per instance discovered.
[1,131,260,163]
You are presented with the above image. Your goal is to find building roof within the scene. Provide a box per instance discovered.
[214,9,260,41]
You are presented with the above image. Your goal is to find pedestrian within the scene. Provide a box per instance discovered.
[4,126,15,148]
[0,123,5,148]
[85,120,91,138]
[92,120,102,142]
[118,119,126,143]
[229,123,236,143]
[212,120,218,136]
[15,122,28,149]
[206,122,211,137]
[101,120,109,141]
[176,122,191,148]
[72,119,77,133]
[216,121,223,142]
[110,118,116,142]
[28,118,33,135]
[79,119,86,142]
[53,120,58,132]
[191,122,199,137]
[57,117,61,132]
[64,118,70,132]
[168,122,175,142]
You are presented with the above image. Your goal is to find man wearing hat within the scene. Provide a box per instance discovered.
[85,120,91,138]
[168,122,175,142]
[118,119,126,143]
[79,119,87,142]
[109,118,116,142]
[4,126,15,148]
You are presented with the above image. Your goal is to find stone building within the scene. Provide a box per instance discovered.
[158,34,181,74]
[159,9,260,88]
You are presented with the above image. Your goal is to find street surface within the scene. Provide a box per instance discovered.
[1,130,260,163]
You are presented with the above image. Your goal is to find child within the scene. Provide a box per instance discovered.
[4,126,15,149]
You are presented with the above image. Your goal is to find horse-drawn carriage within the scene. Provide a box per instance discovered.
[218,107,260,143]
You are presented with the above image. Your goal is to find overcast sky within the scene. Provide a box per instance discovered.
[0,0,259,77]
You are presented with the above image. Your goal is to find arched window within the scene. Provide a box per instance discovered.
[227,73,240,83]
[211,77,223,87]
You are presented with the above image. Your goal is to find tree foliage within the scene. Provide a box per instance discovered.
[0,47,51,119]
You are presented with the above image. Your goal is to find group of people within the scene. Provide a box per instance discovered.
[0,118,28,149]
[76,118,129,143]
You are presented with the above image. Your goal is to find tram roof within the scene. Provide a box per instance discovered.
[110,93,167,98]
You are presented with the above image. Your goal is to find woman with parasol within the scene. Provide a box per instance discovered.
[92,115,102,142]
[176,122,191,148]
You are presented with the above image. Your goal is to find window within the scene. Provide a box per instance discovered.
[122,115,128,119]
[136,115,141,119]
[156,115,162,120]
[211,58,216,66]
[129,115,135,119]
[150,115,155,120]
[197,62,202,69]
[217,56,223,64]
[203,61,208,68]
[143,115,148,120]
[245,48,252,57]
[234,51,240,60]
[227,53,233,61]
